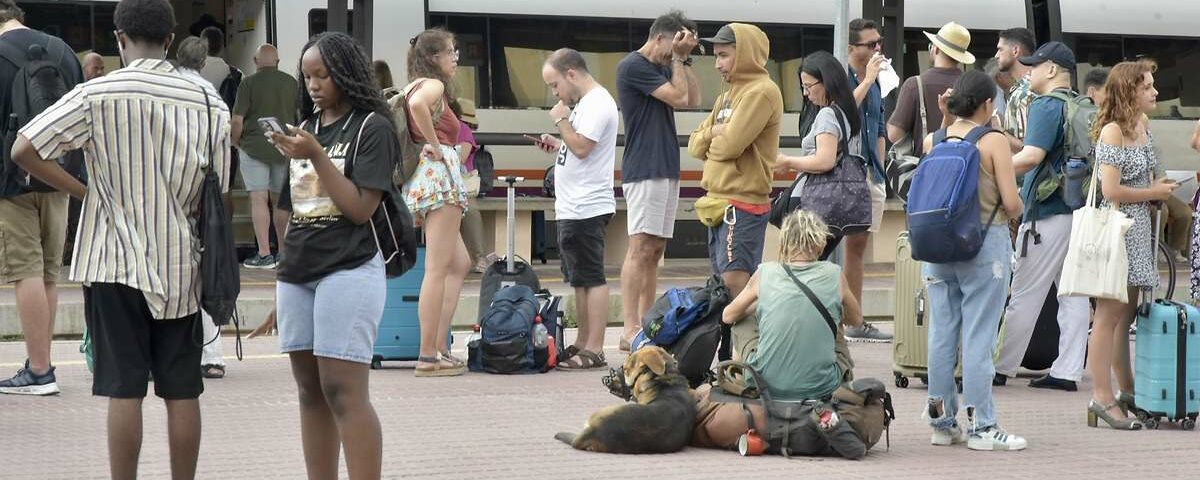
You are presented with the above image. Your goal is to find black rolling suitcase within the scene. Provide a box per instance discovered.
[479,176,541,321]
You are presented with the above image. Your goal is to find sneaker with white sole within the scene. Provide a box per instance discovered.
[845,322,893,343]
[922,399,967,446]
[0,360,60,396]
[968,426,1027,451]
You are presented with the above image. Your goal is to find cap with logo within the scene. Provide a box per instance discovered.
[1019,41,1076,70]
[701,24,736,45]
[922,22,975,65]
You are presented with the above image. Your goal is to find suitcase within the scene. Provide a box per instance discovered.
[1134,208,1200,430]
[370,248,452,368]
[479,176,540,321]
[893,232,961,388]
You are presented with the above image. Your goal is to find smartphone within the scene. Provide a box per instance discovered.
[524,134,554,151]
[258,116,286,136]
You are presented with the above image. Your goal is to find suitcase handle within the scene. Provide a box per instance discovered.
[915,291,925,327]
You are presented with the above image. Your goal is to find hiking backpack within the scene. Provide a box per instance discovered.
[217,67,242,109]
[905,125,1000,264]
[472,285,541,374]
[384,82,433,185]
[635,275,731,387]
[1032,90,1099,210]
[0,39,72,195]
[642,287,709,345]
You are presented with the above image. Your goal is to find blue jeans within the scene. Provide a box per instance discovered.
[923,226,1011,431]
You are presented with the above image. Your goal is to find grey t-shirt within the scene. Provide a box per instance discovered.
[800,106,862,158]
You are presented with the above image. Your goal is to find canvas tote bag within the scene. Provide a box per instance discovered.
[1058,164,1133,303]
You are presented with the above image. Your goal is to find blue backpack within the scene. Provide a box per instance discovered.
[906,126,1001,264]
[475,285,540,374]
[643,287,709,346]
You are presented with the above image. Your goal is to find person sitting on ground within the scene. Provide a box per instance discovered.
[722,209,863,399]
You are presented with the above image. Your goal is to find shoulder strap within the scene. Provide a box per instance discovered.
[963,125,998,145]
[196,86,213,171]
[830,106,850,157]
[916,76,927,143]
[932,128,948,145]
[344,111,376,178]
[779,264,838,337]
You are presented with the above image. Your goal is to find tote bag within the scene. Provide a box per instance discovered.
[1058,165,1133,303]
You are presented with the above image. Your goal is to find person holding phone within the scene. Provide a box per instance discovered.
[402,28,471,377]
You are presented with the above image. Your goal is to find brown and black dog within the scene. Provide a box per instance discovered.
[555,346,696,454]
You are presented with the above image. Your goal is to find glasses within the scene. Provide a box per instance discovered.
[440,49,460,59]
[802,80,822,91]
[852,39,883,49]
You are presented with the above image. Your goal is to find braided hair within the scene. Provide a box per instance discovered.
[296,32,394,130]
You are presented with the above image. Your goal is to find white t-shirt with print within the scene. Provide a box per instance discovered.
[553,86,618,220]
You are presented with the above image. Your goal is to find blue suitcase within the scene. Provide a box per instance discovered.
[371,248,452,368]
[1134,299,1200,430]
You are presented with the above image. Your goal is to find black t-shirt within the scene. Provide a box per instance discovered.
[276,109,397,283]
[616,52,679,183]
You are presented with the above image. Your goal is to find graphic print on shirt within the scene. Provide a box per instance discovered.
[555,108,577,166]
[290,139,350,223]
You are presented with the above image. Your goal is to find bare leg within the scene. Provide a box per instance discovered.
[573,287,590,350]
[437,236,471,353]
[619,234,666,341]
[722,271,752,299]
[317,357,382,480]
[14,277,52,373]
[108,397,144,480]
[843,233,869,303]
[582,285,610,353]
[164,399,201,480]
[289,351,341,479]
[1112,287,1138,394]
[1087,297,1130,419]
[418,206,464,368]
[249,190,272,257]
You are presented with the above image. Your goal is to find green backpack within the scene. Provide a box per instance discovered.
[1031,90,1099,208]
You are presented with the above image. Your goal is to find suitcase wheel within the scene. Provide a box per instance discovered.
[1143,417,1159,430]
[894,372,909,388]
[1182,418,1196,431]
[370,357,382,370]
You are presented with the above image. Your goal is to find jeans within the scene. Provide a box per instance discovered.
[923,226,1011,431]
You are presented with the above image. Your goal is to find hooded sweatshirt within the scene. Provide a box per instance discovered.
[687,23,783,206]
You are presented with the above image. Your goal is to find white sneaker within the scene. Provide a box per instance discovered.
[968,426,1027,451]
[931,425,968,446]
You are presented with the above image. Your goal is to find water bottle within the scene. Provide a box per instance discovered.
[532,316,549,349]
[467,324,482,346]
[1064,158,1090,209]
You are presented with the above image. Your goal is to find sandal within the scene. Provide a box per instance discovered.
[440,351,466,368]
[557,350,607,370]
[201,365,225,379]
[415,355,465,377]
[558,345,580,364]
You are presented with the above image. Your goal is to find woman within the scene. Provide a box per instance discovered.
[450,97,496,273]
[404,28,471,377]
[920,71,1025,451]
[722,209,862,400]
[774,51,864,259]
[1087,60,1177,430]
[270,32,396,478]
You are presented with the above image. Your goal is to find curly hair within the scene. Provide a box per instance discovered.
[296,32,393,131]
[779,210,830,261]
[1090,60,1154,142]
[407,28,456,96]
[114,0,175,45]
[0,0,24,24]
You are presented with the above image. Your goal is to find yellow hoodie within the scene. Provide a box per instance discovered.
[687,23,783,205]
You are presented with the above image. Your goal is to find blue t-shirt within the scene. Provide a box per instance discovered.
[1020,94,1071,221]
[616,52,679,183]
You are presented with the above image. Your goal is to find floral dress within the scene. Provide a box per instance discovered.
[1096,135,1157,289]
[403,145,468,226]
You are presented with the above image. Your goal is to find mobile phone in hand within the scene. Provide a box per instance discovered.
[258,116,287,136]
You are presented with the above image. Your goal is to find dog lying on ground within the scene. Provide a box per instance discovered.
[555,346,696,454]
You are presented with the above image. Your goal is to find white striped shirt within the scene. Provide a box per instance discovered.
[20,59,232,320]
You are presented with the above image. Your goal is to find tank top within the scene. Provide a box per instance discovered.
[749,261,843,402]
[405,79,460,145]
[945,124,1007,223]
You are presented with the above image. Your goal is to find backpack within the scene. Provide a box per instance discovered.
[475,146,495,196]
[906,125,1000,264]
[0,38,72,195]
[636,275,731,387]
[217,67,242,109]
[1032,90,1099,210]
[642,287,709,345]
[473,285,541,374]
[384,80,439,185]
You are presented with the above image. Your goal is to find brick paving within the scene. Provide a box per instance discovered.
[1,323,1196,480]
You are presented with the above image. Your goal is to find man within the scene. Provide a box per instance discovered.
[12,0,230,477]
[538,49,619,370]
[82,52,105,80]
[231,44,296,268]
[0,0,83,396]
[994,42,1089,392]
[198,25,229,89]
[843,18,891,343]
[615,9,700,350]
[1083,67,1109,106]
[888,22,974,150]
[687,23,782,361]
[994,27,1036,150]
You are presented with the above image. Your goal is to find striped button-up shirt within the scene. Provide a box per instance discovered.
[20,58,231,320]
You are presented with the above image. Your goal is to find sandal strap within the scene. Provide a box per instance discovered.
[418,355,441,363]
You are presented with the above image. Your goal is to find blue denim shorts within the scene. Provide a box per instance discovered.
[277,253,386,364]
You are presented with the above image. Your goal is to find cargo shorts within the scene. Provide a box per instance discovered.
[0,191,69,283]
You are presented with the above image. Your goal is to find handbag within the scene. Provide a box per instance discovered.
[344,112,419,278]
[787,107,872,236]
[195,88,240,327]
[1058,163,1133,302]
[885,76,926,203]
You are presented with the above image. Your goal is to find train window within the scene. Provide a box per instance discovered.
[307,9,355,39]
[1069,34,1200,119]
[22,2,109,54]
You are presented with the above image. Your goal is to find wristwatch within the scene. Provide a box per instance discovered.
[674,56,693,67]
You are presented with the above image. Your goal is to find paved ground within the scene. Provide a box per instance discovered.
[1,323,1196,479]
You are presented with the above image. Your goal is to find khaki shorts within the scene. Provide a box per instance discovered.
[867,175,886,233]
[731,311,855,382]
[623,178,680,238]
[0,192,69,283]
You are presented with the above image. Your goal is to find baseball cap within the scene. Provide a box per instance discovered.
[1019,41,1076,69]
[701,24,736,44]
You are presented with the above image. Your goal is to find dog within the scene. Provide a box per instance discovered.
[554,346,695,454]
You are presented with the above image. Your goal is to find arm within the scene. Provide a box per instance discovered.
[1191,119,1200,152]
[651,60,697,109]
[1012,145,1048,176]
[886,78,916,143]
[886,124,908,144]
[838,274,863,327]
[407,79,446,156]
[687,107,718,160]
[231,114,245,148]
[722,270,761,325]
[777,133,838,173]
[707,92,773,161]
[683,62,701,108]
[982,133,1025,218]
[271,127,383,224]
[11,136,87,199]
[1097,123,1177,204]
[555,114,598,159]
[12,89,91,199]
[851,56,883,106]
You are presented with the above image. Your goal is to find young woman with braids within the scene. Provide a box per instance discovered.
[721,209,863,401]
[268,31,397,479]
[403,28,472,377]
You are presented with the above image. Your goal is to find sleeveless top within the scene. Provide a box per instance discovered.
[405,79,460,145]
[978,160,1006,223]
[750,261,843,402]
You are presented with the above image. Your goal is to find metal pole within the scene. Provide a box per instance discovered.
[327,0,348,33]
[833,0,850,65]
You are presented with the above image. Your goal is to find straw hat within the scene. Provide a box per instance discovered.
[923,22,975,65]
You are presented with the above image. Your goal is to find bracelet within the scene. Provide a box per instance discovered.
[554,117,567,126]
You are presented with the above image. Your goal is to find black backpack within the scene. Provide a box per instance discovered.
[0,38,72,194]
[217,67,241,108]
[475,146,495,196]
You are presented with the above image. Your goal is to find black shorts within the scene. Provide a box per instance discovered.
[557,213,611,288]
[84,283,204,400]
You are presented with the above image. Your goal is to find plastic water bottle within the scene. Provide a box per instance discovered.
[467,324,482,346]
[1064,158,1090,209]
[532,317,549,349]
